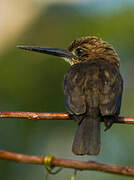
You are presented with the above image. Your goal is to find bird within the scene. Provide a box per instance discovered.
[17,36,123,156]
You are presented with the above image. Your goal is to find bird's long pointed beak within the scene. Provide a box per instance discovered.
[17,45,74,59]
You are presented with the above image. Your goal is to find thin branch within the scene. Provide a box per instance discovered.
[0,112,134,124]
[0,112,69,120]
[0,150,134,177]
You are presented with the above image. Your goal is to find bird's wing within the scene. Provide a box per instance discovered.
[64,67,86,116]
[64,60,123,118]
[99,64,123,116]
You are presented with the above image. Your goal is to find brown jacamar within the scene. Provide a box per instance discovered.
[18,36,123,155]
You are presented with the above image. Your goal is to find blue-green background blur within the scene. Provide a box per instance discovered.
[1,1,134,179]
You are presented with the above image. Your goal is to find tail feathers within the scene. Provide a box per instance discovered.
[72,116,100,155]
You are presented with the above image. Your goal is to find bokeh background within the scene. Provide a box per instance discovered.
[0,0,134,179]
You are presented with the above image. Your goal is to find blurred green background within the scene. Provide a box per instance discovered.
[0,0,134,179]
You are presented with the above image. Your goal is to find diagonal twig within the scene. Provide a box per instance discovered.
[0,150,134,177]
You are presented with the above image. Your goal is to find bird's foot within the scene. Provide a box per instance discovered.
[104,116,115,131]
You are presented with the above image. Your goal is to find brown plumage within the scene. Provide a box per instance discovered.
[18,36,123,156]
[64,36,123,155]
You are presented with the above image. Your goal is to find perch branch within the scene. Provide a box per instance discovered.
[0,150,134,177]
[0,112,134,124]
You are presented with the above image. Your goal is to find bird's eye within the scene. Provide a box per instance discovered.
[75,48,84,56]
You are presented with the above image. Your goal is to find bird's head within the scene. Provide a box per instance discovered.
[17,36,120,67]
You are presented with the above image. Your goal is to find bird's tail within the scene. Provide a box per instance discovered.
[72,116,100,155]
